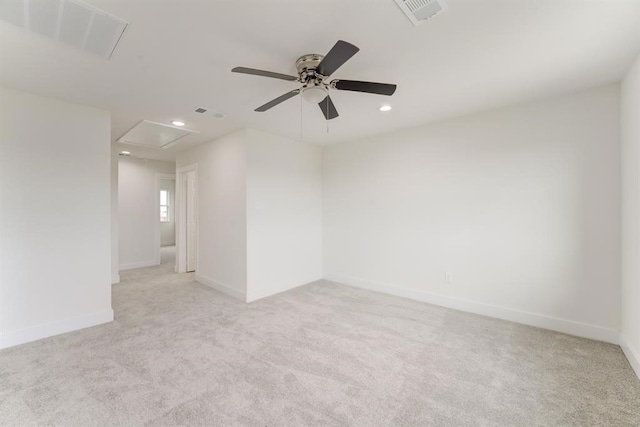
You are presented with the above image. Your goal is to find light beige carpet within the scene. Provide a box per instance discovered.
[1,259,639,426]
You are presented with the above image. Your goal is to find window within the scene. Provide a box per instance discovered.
[160,190,169,222]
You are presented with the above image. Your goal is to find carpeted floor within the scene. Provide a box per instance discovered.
[1,254,639,426]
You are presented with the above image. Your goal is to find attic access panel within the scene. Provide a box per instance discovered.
[117,120,200,150]
[0,0,128,59]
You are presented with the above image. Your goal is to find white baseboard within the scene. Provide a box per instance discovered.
[0,309,114,350]
[619,334,640,379]
[196,274,246,302]
[246,277,322,303]
[325,273,619,345]
[119,260,158,271]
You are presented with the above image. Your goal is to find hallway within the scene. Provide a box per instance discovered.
[160,245,175,266]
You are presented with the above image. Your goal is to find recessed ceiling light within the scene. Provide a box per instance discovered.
[119,151,131,156]
[172,120,185,127]
[379,105,392,112]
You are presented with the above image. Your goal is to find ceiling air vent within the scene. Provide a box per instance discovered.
[0,0,128,59]
[194,107,225,118]
[393,0,448,26]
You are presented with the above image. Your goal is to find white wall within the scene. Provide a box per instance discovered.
[621,54,640,377]
[0,87,113,349]
[176,129,323,302]
[245,129,323,302]
[111,149,119,284]
[160,178,176,246]
[118,158,175,270]
[177,130,247,300]
[323,84,621,343]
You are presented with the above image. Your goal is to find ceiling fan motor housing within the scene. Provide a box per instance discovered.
[296,53,330,103]
[296,54,325,79]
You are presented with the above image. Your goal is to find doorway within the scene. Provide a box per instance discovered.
[155,173,176,268]
[176,164,198,273]
[159,175,176,268]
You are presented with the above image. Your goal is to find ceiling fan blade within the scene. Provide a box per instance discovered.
[232,67,298,81]
[332,79,397,96]
[255,89,300,112]
[316,40,359,77]
[318,95,339,120]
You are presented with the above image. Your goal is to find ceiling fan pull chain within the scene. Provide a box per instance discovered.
[300,93,304,140]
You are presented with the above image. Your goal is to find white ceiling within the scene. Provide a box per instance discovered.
[1,0,639,161]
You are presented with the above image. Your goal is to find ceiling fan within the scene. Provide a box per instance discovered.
[232,40,397,120]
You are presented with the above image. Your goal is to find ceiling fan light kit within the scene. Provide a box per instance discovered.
[301,85,328,104]
[232,40,397,120]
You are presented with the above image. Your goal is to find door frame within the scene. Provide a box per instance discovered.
[155,173,176,266]
[176,163,198,273]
